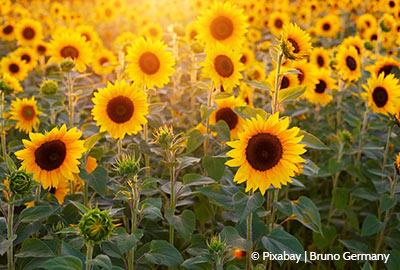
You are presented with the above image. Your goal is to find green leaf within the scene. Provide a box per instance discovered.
[41,256,82,270]
[313,225,337,250]
[16,239,55,258]
[183,173,215,187]
[0,235,16,256]
[212,120,230,141]
[361,262,373,270]
[186,130,204,154]
[166,209,196,240]
[87,166,108,196]
[202,156,226,180]
[360,215,384,236]
[291,196,322,233]
[262,228,305,262]
[19,205,58,223]
[92,254,112,270]
[299,130,330,150]
[339,239,369,253]
[141,198,163,221]
[144,240,184,268]
[4,153,17,172]
[220,226,250,250]
[387,249,400,270]
[69,200,89,214]
[379,194,396,213]
[245,80,271,92]
[278,86,306,103]
[333,187,349,210]
[83,133,102,153]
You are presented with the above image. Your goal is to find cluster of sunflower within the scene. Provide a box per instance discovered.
[0,0,400,269]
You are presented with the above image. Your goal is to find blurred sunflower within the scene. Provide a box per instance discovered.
[356,13,377,35]
[12,47,38,71]
[48,178,69,204]
[202,44,243,92]
[362,73,400,115]
[49,30,92,72]
[15,18,43,46]
[238,83,254,107]
[291,61,318,93]
[342,36,364,55]
[366,56,400,77]
[210,96,245,138]
[310,47,330,69]
[335,46,361,82]
[0,20,15,41]
[197,1,248,48]
[246,62,265,81]
[76,24,102,47]
[267,67,299,90]
[10,97,41,133]
[92,80,148,139]
[0,73,23,93]
[34,41,49,57]
[315,14,341,38]
[92,49,117,76]
[126,38,175,89]
[239,46,255,70]
[143,22,163,40]
[268,11,289,36]
[281,23,312,60]
[15,125,86,189]
[226,113,306,194]
[1,56,28,81]
[304,68,337,105]
[185,22,199,44]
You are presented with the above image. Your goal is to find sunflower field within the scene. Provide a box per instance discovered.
[1,0,400,269]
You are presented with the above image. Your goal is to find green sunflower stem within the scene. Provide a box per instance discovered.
[203,83,213,156]
[246,191,253,270]
[356,104,369,164]
[272,52,284,114]
[128,177,139,270]
[7,197,14,270]
[85,241,94,270]
[66,72,75,128]
[381,124,393,180]
[169,156,176,245]
[143,86,151,177]
[328,141,344,224]
[0,90,7,160]
[117,139,123,156]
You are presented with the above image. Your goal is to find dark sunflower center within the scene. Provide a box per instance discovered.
[190,30,197,39]
[105,8,112,17]
[37,45,46,55]
[210,15,234,40]
[240,54,247,64]
[215,107,238,130]
[49,186,56,194]
[354,46,361,54]
[9,63,20,73]
[106,95,134,124]
[317,55,325,67]
[245,133,283,171]
[297,69,304,83]
[244,97,250,104]
[378,64,396,76]
[82,33,91,41]
[214,55,234,78]
[345,56,357,71]
[149,28,158,36]
[3,25,13,34]
[22,27,35,40]
[252,70,260,80]
[22,105,35,120]
[372,86,388,108]
[274,18,283,28]
[21,54,31,63]
[280,76,290,89]
[99,57,109,66]
[287,38,300,53]
[34,140,67,171]
[371,34,377,41]
[315,80,327,93]
[139,52,160,75]
[389,0,395,7]
[60,46,79,59]
[322,23,331,31]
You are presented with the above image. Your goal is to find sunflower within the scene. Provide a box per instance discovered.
[15,125,86,189]
[268,11,290,36]
[34,41,49,57]
[356,13,378,35]
[76,24,101,47]
[364,28,378,43]
[12,47,38,71]
[247,28,262,43]
[202,44,243,92]
[126,37,175,89]
[10,97,41,133]
[239,46,255,70]
[267,67,299,91]
[1,56,28,81]
[0,20,16,41]
[310,48,330,69]
[362,73,400,115]
[366,56,400,77]
[49,30,92,72]
[0,73,23,93]
[210,96,245,138]
[315,14,341,38]
[48,178,69,204]
[92,80,149,139]
[185,22,199,44]
[246,62,265,81]
[290,61,318,93]
[335,45,361,82]
[226,113,306,194]
[238,82,254,107]
[143,22,163,40]
[304,68,337,105]
[92,49,117,76]
[15,18,43,46]
[384,0,398,13]
[281,23,312,60]
[342,36,364,55]
[196,1,248,48]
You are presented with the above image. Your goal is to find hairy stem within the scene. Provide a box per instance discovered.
[246,191,254,270]
[169,153,177,245]
[85,242,94,270]
[7,198,14,270]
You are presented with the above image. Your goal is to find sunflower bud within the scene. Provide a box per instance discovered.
[0,80,13,95]
[207,235,226,255]
[9,171,34,196]
[113,153,141,178]
[153,125,174,149]
[380,20,391,32]
[79,208,114,243]
[60,59,75,72]
[364,41,374,51]
[40,80,58,96]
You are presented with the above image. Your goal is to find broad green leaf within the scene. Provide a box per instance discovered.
[202,156,226,180]
[186,130,204,154]
[212,120,230,141]
[220,226,250,250]
[69,200,89,214]
[245,80,271,92]
[299,130,330,150]
[166,209,196,240]
[386,249,400,270]
[379,194,396,213]
[4,153,17,172]
[360,214,384,236]
[262,228,305,262]
[16,239,55,258]
[333,187,349,210]
[313,225,337,250]
[182,173,215,187]
[92,254,112,270]
[83,133,102,153]
[144,240,184,267]
[41,256,82,270]
[19,205,58,223]
[141,198,163,221]
[339,239,369,253]
[291,196,322,233]
[278,86,306,103]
